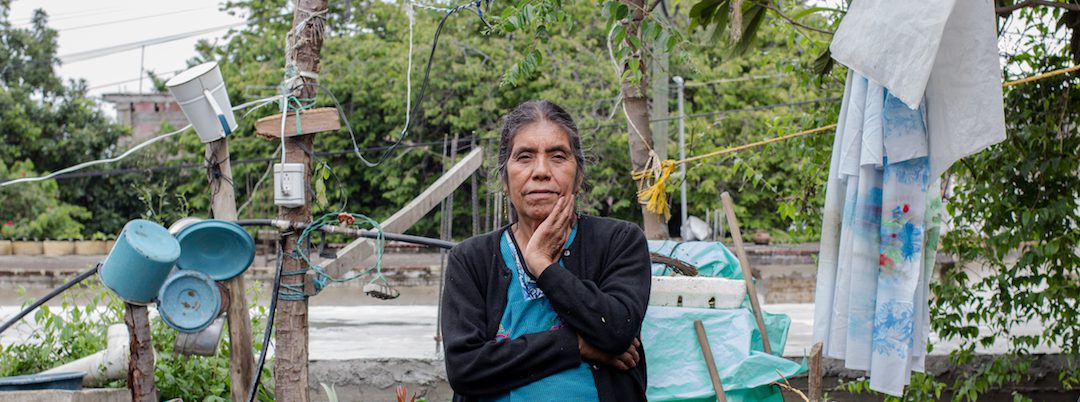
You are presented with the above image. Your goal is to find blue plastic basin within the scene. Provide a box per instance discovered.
[0,372,85,391]
[100,219,181,304]
[175,220,254,281]
[158,270,222,333]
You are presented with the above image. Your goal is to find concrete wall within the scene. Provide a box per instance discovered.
[308,355,1080,402]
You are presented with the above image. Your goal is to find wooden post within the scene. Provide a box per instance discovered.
[275,1,327,401]
[694,320,728,402]
[205,139,256,402]
[621,0,668,240]
[809,342,824,402]
[124,303,157,402]
[720,192,772,355]
[470,136,480,236]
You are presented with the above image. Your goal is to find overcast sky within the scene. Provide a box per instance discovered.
[9,0,245,97]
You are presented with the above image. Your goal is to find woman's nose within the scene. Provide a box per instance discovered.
[531,157,552,180]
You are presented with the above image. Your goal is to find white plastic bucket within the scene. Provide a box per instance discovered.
[166,61,238,143]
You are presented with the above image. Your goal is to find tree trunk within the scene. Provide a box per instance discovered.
[274,1,327,401]
[623,0,669,239]
[204,139,256,402]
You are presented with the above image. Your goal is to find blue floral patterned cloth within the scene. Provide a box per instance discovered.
[813,72,944,396]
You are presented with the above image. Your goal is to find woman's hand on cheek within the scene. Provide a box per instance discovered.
[523,194,575,277]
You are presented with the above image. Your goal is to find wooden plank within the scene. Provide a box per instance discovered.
[254,107,341,139]
[125,303,157,402]
[204,139,255,402]
[320,147,484,277]
[720,192,772,355]
[694,320,728,402]
[809,341,824,402]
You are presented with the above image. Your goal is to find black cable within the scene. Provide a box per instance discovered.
[282,3,470,167]
[232,219,457,250]
[247,239,285,402]
[0,264,100,336]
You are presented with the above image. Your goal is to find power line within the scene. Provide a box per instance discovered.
[57,7,208,32]
[88,69,186,91]
[586,97,839,130]
[58,13,290,64]
[12,6,126,25]
[12,135,494,182]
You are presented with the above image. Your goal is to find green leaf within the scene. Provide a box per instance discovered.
[614,3,629,20]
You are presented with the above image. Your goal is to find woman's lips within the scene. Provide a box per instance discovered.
[525,190,559,199]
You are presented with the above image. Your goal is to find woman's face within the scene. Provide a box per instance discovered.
[506,120,580,224]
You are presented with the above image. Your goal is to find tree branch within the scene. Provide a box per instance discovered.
[996,0,1080,16]
[753,0,834,35]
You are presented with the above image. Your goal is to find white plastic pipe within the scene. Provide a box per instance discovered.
[42,324,142,386]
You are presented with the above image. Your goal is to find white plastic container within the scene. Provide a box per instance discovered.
[166,61,238,143]
[650,276,747,309]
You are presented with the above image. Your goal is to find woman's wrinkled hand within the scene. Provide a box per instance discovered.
[522,194,575,277]
[577,334,641,371]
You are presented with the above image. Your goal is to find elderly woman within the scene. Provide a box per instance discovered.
[440,100,652,401]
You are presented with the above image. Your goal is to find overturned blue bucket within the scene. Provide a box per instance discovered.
[158,270,222,333]
[100,219,181,305]
[175,219,255,281]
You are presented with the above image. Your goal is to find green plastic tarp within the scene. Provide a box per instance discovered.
[644,241,806,402]
[649,240,742,278]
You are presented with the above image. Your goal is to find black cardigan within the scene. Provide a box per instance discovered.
[440,215,652,402]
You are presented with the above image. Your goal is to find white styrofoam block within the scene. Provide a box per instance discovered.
[274,163,305,208]
[650,276,746,309]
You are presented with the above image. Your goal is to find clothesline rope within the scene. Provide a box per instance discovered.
[634,64,1080,217]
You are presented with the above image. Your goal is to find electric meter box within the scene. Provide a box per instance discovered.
[273,163,306,208]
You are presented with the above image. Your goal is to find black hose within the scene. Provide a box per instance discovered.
[232,219,456,250]
[0,264,100,336]
[247,239,285,402]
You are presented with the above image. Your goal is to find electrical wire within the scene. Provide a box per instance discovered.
[0,94,281,187]
[246,239,284,402]
[0,264,100,336]
[341,2,474,167]
[57,7,207,32]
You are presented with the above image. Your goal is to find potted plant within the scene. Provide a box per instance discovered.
[13,237,44,255]
[43,237,76,256]
[105,234,117,253]
[75,233,108,256]
[0,220,14,255]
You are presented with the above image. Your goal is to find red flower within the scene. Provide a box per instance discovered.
[4,221,12,226]
[902,204,910,213]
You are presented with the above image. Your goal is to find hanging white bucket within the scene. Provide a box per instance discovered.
[166,61,238,143]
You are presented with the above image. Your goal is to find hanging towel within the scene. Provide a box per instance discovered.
[829,0,1006,179]
[813,72,944,397]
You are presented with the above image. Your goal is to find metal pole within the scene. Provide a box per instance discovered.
[674,76,688,239]
[138,45,146,93]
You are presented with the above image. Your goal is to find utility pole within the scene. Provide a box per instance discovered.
[205,138,256,402]
[674,76,687,239]
[621,0,667,239]
[275,1,328,400]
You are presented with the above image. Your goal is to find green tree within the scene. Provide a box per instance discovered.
[0,1,171,238]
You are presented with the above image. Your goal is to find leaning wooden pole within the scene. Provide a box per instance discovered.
[720,192,772,355]
[205,139,256,402]
[275,1,327,400]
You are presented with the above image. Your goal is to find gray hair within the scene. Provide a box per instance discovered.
[496,100,587,221]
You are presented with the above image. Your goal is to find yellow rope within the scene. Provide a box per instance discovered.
[634,65,1079,218]
[1002,65,1080,88]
